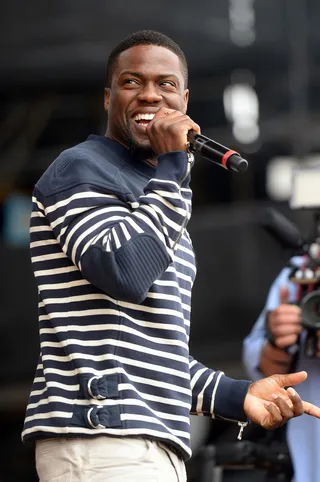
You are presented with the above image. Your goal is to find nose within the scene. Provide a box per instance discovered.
[137,82,162,103]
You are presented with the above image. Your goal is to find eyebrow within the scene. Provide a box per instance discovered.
[120,71,180,82]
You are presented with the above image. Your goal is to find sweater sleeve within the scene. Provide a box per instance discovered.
[189,356,250,422]
[33,151,193,304]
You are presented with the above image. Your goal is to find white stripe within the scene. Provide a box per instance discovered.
[39,279,90,291]
[34,266,78,277]
[152,190,184,200]
[41,338,188,364]
[120,413,189,436]
[190,367,207,390]
[57,226,68,243]
[45,192,117,214]
[31,210,45,218]
[210,372,224,416]
[39,303,185,322]
[133,211,167,245]
[140,204,181,233]
[173,255,197,274]
[32,196,45,211]
[30,382,78,396]
[59,205,127,247]
[112,227,121,249]
[166,266,193,284]
[41,353,190,385]
[196,371,215,414]
[125,216,144,234]
[30,387,47,397]
[33,377,45,383]
[81,225,113,255]
[177,243,194,257]
[147,292,190,312]
[120,222,131,241]
[119,383,190,409]
[146,193,187,216]
[31,252,67,263]
[153,280,191,297]
[69,212,127,263]
[51,207,96,229]
[24,411,73,423]
[40,323,188,350]
[30,239,59,248]
[40,308,186,335]
[30,226,51,233]
[148,178,180,190]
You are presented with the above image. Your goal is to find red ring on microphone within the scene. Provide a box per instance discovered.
[222,150,239,169]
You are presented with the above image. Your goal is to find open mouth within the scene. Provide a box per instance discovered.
[133,113,155,128]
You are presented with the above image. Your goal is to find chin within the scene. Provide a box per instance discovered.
[130,136,152,151]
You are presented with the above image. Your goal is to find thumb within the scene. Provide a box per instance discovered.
[272,371,307,388]
[280,286,289,305]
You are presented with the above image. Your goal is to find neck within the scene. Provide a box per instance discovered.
[105,132,158,168]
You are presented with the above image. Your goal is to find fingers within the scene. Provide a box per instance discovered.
[271,371,307,389]
[265,402,284,428]
[264,387,320,430]
[271,323,302,337]
[280,286,289,304]
[269,302,302,349]
[270,305,301,322]
[264,388,303,428]
[302,400,320,418]
[286,387,304,416]
[146,108,201,154]
[150,112,200,135]
[275,334,299,349]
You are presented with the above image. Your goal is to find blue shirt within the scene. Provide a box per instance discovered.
[243,256,320,482]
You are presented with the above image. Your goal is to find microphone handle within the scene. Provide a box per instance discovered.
[187,131,248,173]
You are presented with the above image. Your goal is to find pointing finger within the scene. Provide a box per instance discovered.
[303,400,320,419]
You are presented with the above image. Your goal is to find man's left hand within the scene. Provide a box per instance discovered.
[244,371,320,429]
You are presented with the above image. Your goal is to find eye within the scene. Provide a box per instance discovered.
[160,81,176,87]
[123,78,139,86]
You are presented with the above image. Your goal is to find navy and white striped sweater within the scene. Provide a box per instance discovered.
[22,135,249,459]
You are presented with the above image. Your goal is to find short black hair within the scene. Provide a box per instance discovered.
[106,30,188,88]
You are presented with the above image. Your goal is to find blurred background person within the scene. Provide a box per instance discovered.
[243,254,320,482]
[243,164,320,482]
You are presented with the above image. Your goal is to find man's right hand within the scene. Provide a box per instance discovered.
[268,286,302,349]
[146,107,201,155]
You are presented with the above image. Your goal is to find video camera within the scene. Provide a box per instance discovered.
[262,165,320,358]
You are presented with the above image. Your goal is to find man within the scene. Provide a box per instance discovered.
[22,30,320,482]
[243,256,320,482]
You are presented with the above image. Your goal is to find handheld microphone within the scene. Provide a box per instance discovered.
[187,131,248,173]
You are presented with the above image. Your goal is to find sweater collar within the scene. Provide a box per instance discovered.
[87,135,157,178]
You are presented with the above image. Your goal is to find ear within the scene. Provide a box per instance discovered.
[104,88,111,112]
[183,89,189,114]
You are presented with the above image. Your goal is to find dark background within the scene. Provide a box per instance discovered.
[0,1,318,480]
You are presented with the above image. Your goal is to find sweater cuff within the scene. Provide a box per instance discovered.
[155,151,190,184]
[214,375,251,422]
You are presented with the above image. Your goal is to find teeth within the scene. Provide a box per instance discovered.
[134,113,155,121]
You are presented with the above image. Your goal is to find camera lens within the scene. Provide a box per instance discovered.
[300,290,320,330]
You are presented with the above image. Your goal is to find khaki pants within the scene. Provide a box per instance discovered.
[35,436,187,482]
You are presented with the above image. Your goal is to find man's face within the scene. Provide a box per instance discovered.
[104,45,189,151]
